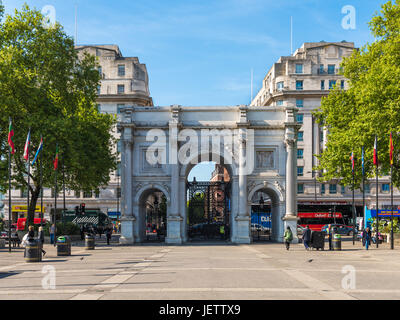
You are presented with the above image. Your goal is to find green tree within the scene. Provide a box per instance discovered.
[314,0,400,189]
[0,5,117,227]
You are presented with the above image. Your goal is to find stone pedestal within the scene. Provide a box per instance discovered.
[232,216,251,244]
[282,214,299,244]
[165,216,183,244]
[119,216,136,245]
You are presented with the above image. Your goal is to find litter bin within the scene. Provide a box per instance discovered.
[57,236,71,256]
[311,231,325,250]
[332,233,342,251]
[85,234,95,250]
[25,238,42,262]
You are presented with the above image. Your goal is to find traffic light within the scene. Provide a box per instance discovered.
[81,203,86,214]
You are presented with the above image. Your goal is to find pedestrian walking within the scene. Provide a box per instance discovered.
[106,227,112,245]
[49,224,55,244]
[362,227,372,250]
[38,226,46,256]
[284,226,293,250]
[219,224,225,240]
[27,225,35,239]
[302,225,311,250]
[10,227,20,247]
[327,224,332,250]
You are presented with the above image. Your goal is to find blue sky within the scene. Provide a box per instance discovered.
[3,0,388,181]
[4,0,387,107]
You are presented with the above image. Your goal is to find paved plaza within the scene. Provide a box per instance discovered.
[0,237,400,300]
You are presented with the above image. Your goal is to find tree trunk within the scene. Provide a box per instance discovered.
[26,186,41,228]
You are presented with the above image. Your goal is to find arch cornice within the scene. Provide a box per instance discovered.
[247,180,284,203]
[133,182,171,204]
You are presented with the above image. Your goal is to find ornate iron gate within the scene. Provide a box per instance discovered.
[187,180,231,240]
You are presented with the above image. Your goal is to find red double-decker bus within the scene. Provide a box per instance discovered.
[298,212,345,231]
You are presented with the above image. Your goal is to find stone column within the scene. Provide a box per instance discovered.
[233,128,251,244]
[166,108,183,244]
[120,138,136,244]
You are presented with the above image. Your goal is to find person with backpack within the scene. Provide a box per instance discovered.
[284,226,293,250]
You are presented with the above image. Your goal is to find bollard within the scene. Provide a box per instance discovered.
[25,239,42,262]
[85,234,95,250]
[57,236,71,256]
[332,233,342,251]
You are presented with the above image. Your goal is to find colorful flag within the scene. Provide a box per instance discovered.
[23,130,31,161]
[350,151,355,174]
[31,137,43,166]
[373,135,378,166]
[53,145,59,170]
[8,119,15,155]
[390,132,394,166]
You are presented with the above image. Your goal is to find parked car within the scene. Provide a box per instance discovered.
[321,224,356,236]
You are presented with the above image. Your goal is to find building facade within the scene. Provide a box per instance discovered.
[4,45,153,223]
[251,41,400,220]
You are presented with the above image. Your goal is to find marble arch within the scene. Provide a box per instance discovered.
[118,104,300,244]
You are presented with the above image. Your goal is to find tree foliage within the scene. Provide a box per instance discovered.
[314,0,400,189]
[0,5,117,226]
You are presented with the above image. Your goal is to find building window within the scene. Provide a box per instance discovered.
[97,85,101,95]
[382,184,390,193]
[118,65,125,76]
[95,189,100,198]
[83,191,92,198]
[297,131,304,141]
[75,191,80,198]
[117,85,125,94]
[320,130,324,142]
[296,80,303,90]
[117,187,121,198]
[96,104,101,112]
[296,114,304,124]
[297,149,304,159]
[297,184,304,194]
[297,167,304,176]
[96,48,100,56]
[296,99,303,108]
[321,184,325,194]
[328,64,335,74]
[98,66,102,76]
[295,64,303,74]
[341,80,345,90]
[117,140,121,153]
[117,104,125,114]
[329,80,336,89]
[341,185,346,194]
[277,81,284,91]
[321,80,325,90]
[319,64,324,74]
[365,184,370,194]
[277,100,284,106]
[51,188,59,198]
[329,184,337,194]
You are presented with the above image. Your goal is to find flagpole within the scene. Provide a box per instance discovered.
[8,121,12,253]
[27,134,30,228]
[63,154,66,227]
[40,142,43,227]
[376,136,379,249]
[362,147,365,232]
[390,132,394,250]
[54,143,58,247]
[352,163,355,245]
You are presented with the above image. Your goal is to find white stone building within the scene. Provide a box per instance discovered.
[251,41,400,219]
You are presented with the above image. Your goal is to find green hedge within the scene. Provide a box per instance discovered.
[42,222,80,236]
